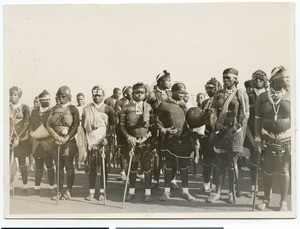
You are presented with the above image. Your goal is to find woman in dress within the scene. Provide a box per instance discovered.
[46,86,79,200]
[9,86,33,195]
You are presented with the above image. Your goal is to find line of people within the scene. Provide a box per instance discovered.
[9,66,291,211]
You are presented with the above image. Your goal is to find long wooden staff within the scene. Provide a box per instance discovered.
[122,148,134,209]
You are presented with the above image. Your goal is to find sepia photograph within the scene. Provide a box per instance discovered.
[2,1,296,221]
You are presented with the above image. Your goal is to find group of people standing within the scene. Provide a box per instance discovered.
[9,66,291,211]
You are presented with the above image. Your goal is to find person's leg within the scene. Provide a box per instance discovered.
[159,152,175,201]
[18,156,34,195]
[64,153,75,199]
[201,138,213,192]
[126,151,139,201]
[34,157,44,194]
[170,159,179,190]
[143,146,153,202]
[207,153,226,203]
[85,150,97,201]
[278,153,291,211]
[45,152,56,196]
[228,152,239,203]
[179,157,195,201]
[256,151,276,210]
[99,148,109,201]
[247,148,259,198]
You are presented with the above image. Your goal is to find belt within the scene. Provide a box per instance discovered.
[134,132,152,144]
[261,128,291,140]
[263,118,290,123]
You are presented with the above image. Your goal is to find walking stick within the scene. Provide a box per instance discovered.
[122,148,134,209]
[252,147,261,211]
[56,145,60,205]
[101,146,106,205]
[231,159,236,204]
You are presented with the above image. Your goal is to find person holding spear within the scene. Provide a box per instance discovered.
[120,82,155,203]
[206,68,249,204]
[46,86,79,201]
[243,70,269,199]
[82,85,116,202]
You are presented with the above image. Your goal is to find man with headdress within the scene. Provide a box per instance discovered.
[120,82,154,202]
[9,86,33,195]
[156,82,195,201]
[82,86,117,201]
[199,77,222,193]
[243,70,269,197]
[46,86,79,200]
[255,66,291,211]
[115,86,133,181]
[29,90,55,197]
[207,68,249,203]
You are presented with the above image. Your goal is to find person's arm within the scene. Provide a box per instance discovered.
[46,106,63,142]
[235,89,250,131]
[209,90,220,129]
[28,108,35,135]
[106,106,117,137]
[120,105,129,138]
[81,109,87,134]
[64,105,79,142]
[17,105,30,139]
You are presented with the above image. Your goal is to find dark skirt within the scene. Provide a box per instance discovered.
[13,138,32,158]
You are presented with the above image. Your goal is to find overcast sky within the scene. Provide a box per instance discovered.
[4,3,294,107]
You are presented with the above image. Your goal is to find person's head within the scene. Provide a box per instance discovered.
[76,93,85,106]
[33,96,40,108]
[132,82,147,102]
[92,85,105,105]
[38,90,51,108]
[222,68,239,89]
[171,82,186,101]
[112,87,122,100]
[9,86,22,104]
[122,86,133,100]
[269,66,290,92]
[196,93,205,105]
[156,70,171,90]
[205,77,222,97]
[252,70,268,90]
[244,80,253,94]
[56,86,71,105]
[183,92,190,103]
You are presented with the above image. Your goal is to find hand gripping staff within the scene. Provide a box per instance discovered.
[101,146,107,205]
[252,146,261,211]
[122,148,134,209]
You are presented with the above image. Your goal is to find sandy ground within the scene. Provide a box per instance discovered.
[7,164,292,218]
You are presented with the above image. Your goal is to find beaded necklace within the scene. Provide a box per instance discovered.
[268,87,285,121]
